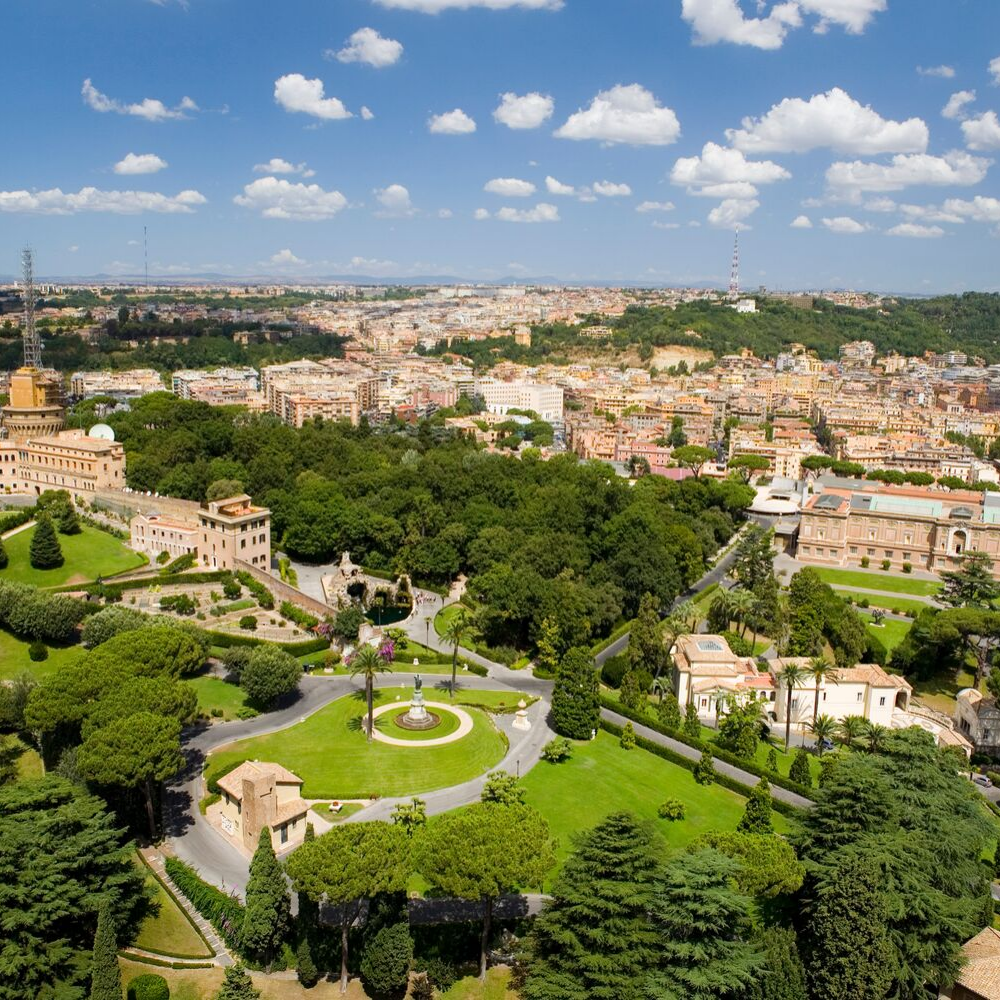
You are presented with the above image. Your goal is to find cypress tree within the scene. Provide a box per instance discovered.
[214,962,261,1000]
[551,647,599,740]
[524,812,660,1000]
[242,827,290,972]
[657,693,681,731]
[297,823,317,931]
[58,504,82,535]
[693,749,716,785]
[737,777,773,835]
[645,848,762,1000]
[620,721,637,750]
[683,702,702,741]
[801,852,894,1000]
[746,926,808,1000]
[766,746,779,773]
[788,748,812,787]
[89,900,122,1000]
[29,512,64,570]
[296,937,319,989]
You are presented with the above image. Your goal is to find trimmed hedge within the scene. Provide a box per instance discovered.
[235,570,275,610]
[66,570,230,595]
[280,600,319,630]
[600,695,814,803]
[0,508,36,533]
[203,630,328,656]
[164,857,245,953]
[161,552,197,574]
[126,972,170,1000]
[598,718,804,820]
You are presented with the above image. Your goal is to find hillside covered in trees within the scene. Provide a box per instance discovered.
[429,293,1000,368]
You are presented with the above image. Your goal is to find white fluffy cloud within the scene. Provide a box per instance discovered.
[707,198,759,228]
[680,0,883,49]
[991,57,1000,86]
[0,186,205,215]
[253,159,315,177]
[361,106,375,120]
[670,141,790,199]
[790,214,813,228]
[484,178,536,197]
[593,181,632,197]
[374,0,561,9]
[962,112,1000,151]
[495,203,559,223]
[681,0,801,49]
[474,208,491,220]
[374,184,415,216]
[727,87,928,154]
[493,92,554,129]
[113,153,168,175]
[942,196,1000,223]
[545,176,577,196]
[555,84,680,146]
[825,151,990,195]
[898,203,965,224]
[886,223,945,238]
[82,79,197,121]
[274,74,352,120]
[942,91,976,121]
[269,249,304,266]
[864,196,897,212]
[821,215,870,233]
[331,27,403,68]
[428,109,476,134]
[636,200,675,213]
[233,177,348,220]
[918,65,955,78]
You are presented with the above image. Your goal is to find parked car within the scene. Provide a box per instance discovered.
[971,773,993,788]
[819,737,836,752]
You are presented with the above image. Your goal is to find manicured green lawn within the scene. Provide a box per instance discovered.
[442,968,516,1000]
[863,615,911,654]
[310,801,365,823]
[833,590,930,616]
[912,667,978,714]
[520,731,789,871]
[205,689,513,799]
[380,704,463,741]
[133,855,213,959]
[0,627,84,680]
[813,567,941,596]
[0,523,146,588]
[183,675,249,720]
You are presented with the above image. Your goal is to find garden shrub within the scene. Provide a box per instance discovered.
[360,923,413,995]
[235,570,275,610]
[694,749,717,785]
[540,737,572,763]
[239,615,258,631]
[620,721,636,750]
[127,973,170,1000]
[600,654,627,689]
[28,641,48,662]
[279,601,319,630]
[860,556,870,568]
[657,798,686,821]
[881,559,891,571]
[902,562,912,573]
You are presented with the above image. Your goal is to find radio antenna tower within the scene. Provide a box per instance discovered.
[728,230,740,301]
[20,247,42,368]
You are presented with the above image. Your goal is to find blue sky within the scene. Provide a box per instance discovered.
[3,0,999,291]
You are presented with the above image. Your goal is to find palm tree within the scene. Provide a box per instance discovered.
[442,609,471,699]
[808,714,838,755]
[729,588,756,639]
[807,656,839,726]
[348,644,392,742]
[860,721,890,754]
[674,599,697,633]
[836,714,867,746]
[777,662,807,752]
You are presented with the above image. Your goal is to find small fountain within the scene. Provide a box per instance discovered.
[394,675,441,732]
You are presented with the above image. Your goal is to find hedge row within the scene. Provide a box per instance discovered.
[235,570,275,610]
[66,570,230,595]
[161,552,197,574]
[0,580,88,644]
[0,508,36,534]
[598,718,805,820]
[280,600,319,630]
[600,695,815,802]
[120,955,214,971]
[203,629,328,656]
[164,857,245,953]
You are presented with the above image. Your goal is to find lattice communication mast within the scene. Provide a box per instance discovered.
[20,247,42,368]
[728,230,740,301]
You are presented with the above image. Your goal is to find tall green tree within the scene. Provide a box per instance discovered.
[801,853,894,1000]
[77,712,184,840]
[214,962,261,1000]
[731,524,776,590]
[939,550,1000,608]
[417,802,554,980]
[524,812,660,1000]
[88,900,122,1000]
[627,593,668,681]
[29,512,64,570]
[736,777,773,835]
[745,926,807,1000]
[776,661,806,751]
[807,656,838,725]
[286,822,410,994]
[239,644,301,709]
[347,644,392,741]
[0,776,148,1000]
[58,503,82,536]
[442,607,471,698]
[671,445,715,480]
[645,848,762,1000]
[243,827,291,971]
[551,647,599,740]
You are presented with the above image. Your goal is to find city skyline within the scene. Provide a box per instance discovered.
[2,0,999,291]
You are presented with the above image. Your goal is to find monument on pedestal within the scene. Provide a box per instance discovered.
[512,698,531,731]
[396,675,440,732]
